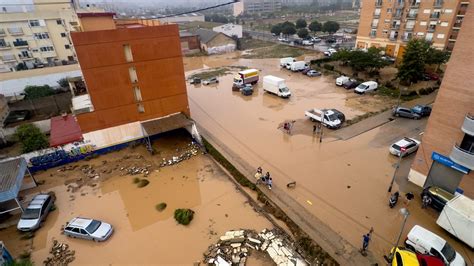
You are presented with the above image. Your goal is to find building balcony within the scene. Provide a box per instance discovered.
[0,43,11,50]
[0,55,16,62]
[453,23,462,28]
[393,13,402,19]
[407,13,418,19]
[457,10,467,16]
[18,54,34,60]
[13,40,28,47]
[8,28,24,36]
[391,25,401,30]
[371,24,379,28]
[461,114,474,136]
[450,145,474,170]
[433,1,443,7]
[427,27,436,32]
[430,15,441,20]
[373,13,380,18]
[405,26,414,31]
[389,36,398,41]
[409,2,420,8]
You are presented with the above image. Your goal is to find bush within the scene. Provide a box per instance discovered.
[310,57,333,65]
[57,78,69,88]
[15,124,49,153]
[174,208,195,225]
[24,85,54,99]
[384,81,395,89]
[156,202,167,212]
[323,64,334,71]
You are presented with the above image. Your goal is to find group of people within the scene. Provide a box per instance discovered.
[280,121,295,135]
[255,167,273,190]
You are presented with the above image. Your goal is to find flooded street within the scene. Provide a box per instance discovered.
[185,55,474,263]
[2,131,273,264]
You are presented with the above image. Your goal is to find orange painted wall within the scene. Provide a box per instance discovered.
[72,24,189,133]
[79,16,116,31]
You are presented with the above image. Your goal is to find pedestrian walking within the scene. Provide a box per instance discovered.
[267,177,273,190]
[361,233,371,256]
[313,124,317,134]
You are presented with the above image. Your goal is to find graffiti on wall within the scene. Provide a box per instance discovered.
[28,142,96,167]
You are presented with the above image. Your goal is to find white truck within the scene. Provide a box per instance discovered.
[263,75,291,98]
[290,61,308,72]
[436,194,474,248]
[304,109,343,129]
[280,57,295,68]
[233,69,259,89]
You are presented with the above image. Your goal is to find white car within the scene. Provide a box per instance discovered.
[202,77,219,85]
[302,40,314,46]
[324,48,337,56]
[389,137,420,157]
[335,75,350,86]
[17,193,55,231]
[64,217,113,242]
[405,225,466,266]
[354,81,378,94]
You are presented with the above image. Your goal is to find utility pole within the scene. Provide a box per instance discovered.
[387,208,410,262]
[388,147,406,192]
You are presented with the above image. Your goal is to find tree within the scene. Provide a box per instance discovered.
[332,47,389,72]
[281,23,296,36]
[322,21,340,33]
[57,77,69,88]
[24,85,55,99]
[397,39,431,84]
[295,18,307,29]
[271,24,283,35]
[15,124,49,153]
[297,28,309,39]
[308,21,322,32]
[425,48,450,71]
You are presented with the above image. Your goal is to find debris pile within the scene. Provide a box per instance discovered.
[120,165,152,177]
[204,229,307,266]
[80,165,100,179]
[159,143,201,167]
[43,240,75,266]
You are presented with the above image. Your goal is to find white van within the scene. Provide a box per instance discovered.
[280,57,295,67]
[354,81,378,94]
[290,61,308,72]
[405,225,466,266]
[335,75,350,86]
[263,75,291,98]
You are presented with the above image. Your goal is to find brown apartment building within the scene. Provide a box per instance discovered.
[70,23,189,134]
[356,0,470,59]
[408,6,473,198]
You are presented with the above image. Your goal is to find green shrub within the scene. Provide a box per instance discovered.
[156,202,167,212]
[15,124,49,153]
[137,179,149,188]
[24,85,54,99]
[419,88,428,95]
[323,64,334,71]
[174,208,195,225]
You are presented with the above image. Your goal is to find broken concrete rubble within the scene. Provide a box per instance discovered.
[159,143,200,167]
[204,229,307,266]
[43,239,75,266]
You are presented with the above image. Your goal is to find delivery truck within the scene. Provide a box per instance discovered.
[436,194,474,248]
[290,61,308,72]
[233,69,259,89]
[263,75,291,98]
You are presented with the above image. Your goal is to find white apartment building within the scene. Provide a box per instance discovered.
[0,0,80,73]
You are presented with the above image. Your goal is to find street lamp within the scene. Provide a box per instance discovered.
[388,208,410,262]
[388,147,406,192]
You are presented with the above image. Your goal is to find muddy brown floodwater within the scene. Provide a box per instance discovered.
[185,55,474,263]
[1,131,274,264]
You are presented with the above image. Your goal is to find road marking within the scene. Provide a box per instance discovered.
[306,200,313,205]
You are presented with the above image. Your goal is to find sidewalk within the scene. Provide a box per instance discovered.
[198,125,381,265]
[336,92,438,140]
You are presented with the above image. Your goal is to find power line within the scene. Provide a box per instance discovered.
[158,0,239,18]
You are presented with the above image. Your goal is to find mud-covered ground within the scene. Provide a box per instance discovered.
[1,131,274,264]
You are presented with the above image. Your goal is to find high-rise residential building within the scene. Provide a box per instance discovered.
[234,0,282,16]
[0,0,80,72]
[355,0,470,59]
[70,14,190,148]
[408,6,474,198]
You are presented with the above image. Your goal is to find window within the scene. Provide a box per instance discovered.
[71,228,80,233]
[437,34,445,39]
[372,19,379,27]
[426,33,433,42]
[40,46,54,52]
[56,19,62,25]
[34,32,49,39]
[137,103,145,113]
[387,8,392,13]
[61,32,67,37]
[133,86,142,101]
[420,21,427,26]
[80,229,88,235]
[65,44,70,49]
[440,22,448,27]
[423,9,431,14]
[444,9,452,14]
[123,44,133,62]
[65,227,73,231]
[129,67,138,83]
[406,20,415,29]
[370,29,377,37]
[29,20,40,27]
[374,8,381,16]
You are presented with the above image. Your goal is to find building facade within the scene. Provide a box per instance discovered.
[235,0,282,15]
[0,0,80,72]
[356,0,470,58]
[71,24,189,133]
[408,6,474,198]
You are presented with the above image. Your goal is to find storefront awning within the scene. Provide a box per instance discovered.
[140,113,193,137]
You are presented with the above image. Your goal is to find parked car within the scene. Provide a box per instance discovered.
[416,253,445,266]
[405,225,465,266]
[390,247,420,266]
[382,56,396,64]
[240,84,253,96]
[411,105,432,117]
[342,79,359,89]
[423,72,440,81]
[301,68,311,75]
[17,193,55,232]
[354,81,378,94]
[324,48,337,57]
[393,107,421,120]
[389,137,420,157]
[311,37,322,43]
[189,77,201,84]
[4,110,31,126]
[307,70,322,77]
[422,186,455,212]
[202,77,219,85]
[64,217,114,242]
[336,75,350,86]
[302,40,314,46]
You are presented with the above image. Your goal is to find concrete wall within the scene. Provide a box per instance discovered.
[180,35,201,54]
[71,24,189,133]
[203,34,236,54]
[410,7,474,198]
